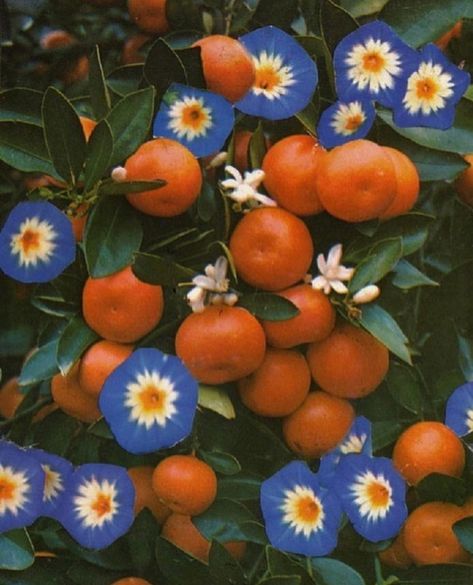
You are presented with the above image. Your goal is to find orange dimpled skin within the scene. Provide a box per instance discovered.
[111,579,154,585]
[379,147,420,220]
[79,340,134,397]
[262,135,325,216]
[82,265,164,343]
[125,138,202,217]
[455,154,473,207]
[238,348,311,417]
[282,391,355,459]
[128,0,169,35]
[51,362,101,423]
[175,305,266,384]
[392,421,465,486]
[152,455,217,516]
[316,140,397,222]
[229,207,314,292]
[306,322,389,399]
[128,465,171,523]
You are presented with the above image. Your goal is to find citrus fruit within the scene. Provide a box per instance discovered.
[378,146,419,220]
[79,116,97,141]
[122,33,152,64]
[110,579,153,585]
[39,30,89,85]
[0,377,24,419]
[128,465,171,523]
[455,153,473,207]
[51,362,101,423]
[378,528,412,569]
[435,20,463,51]
[79,340,134,397]
[128,0,169,35]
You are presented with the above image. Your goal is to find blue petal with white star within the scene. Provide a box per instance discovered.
[260,460,342,557]
[0,201,75,284]
[0,441,45,533]
[334,20,419,108]
[235,26,318,121]
[317,99,376,148]
[333,454,407,542]
[445,381,473,437]
[393,43,470,130]
[99,348,198,455]
[152,83,234,157]
[57,463,135,550]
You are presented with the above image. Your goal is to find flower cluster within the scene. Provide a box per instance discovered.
[186,256,239,313]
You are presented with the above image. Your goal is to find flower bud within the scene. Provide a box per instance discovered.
[352,285,380,304]
[111,166,128,182]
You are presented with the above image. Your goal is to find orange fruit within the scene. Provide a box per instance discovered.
[51,362,101,423]
[192,35,255,103]
[229,207,314,292]
[260,284,335,348]
[110,579,153,585]
[68,202,89,242]
[127,465,171,523]
[175,305,266,384]
[378,528,412,569]
[39,30,89,85]
[262,135,325,216]
[306,321,389,399]
[152,455,217,516]
[403,502,470,565]
[282,390,355,459]
[162,513,246,563]
[435,20,463,51]
[0,377,25,419]
[231,129,271,172]
[82,265,164,343]
[79,116,97,141]
[316,139,397,222]
[124,138,202,217]
[79,340,134,397]
[455,153,473,207]
[128,0,169,35]
[238,348,311,417]
[379,146,419,220]
[392,421,465,486]
[122,33,152,65]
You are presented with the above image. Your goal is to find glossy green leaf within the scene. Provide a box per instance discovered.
[417,473,467,506]
[349,238,403,292]
[259,577,301,585]
[107,64,143,97]
[392,259,439,290]
[320,0,358,55]
[458,333,473,382]
[217,473,263,501]
[338,0,389,18]
[97,178,166,196]
[197,182,217,222]
[238,293,299,321]
[198,385,236,419]
[0,529,34,571]
[177,46,205,89]
[372,420,405,451]
[453,516,473,553]
[89,45,111,120]
[249,121,268,169]
[143,38,187,95]
[359,304,411,364]
[56,315,99,375]
[267,547,313,585]
[0,121,56,175]
[386,362,423,415]
[83,119,113,192]
[0,88,43,125]
[19,339,60,386]
[311,558,365,585]
[193,499,258,543]
[127,509,160,572]
[399,564,473,584]
[165,0,204,32]
[132,252,195,286]
[199,450,241,475]
[295,100,318,135]
[252,0,298,28]
[33,410,79,456]
[155,536,211,585]
[208,540,246,585]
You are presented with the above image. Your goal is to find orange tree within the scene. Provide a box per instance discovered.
[1,1,473,584]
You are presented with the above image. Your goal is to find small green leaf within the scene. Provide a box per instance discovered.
[132,252,195,286]
[155,536,211,585]
[238,293,299,321]
[143,38,187,95]
[56,315,99,375]
[417,473,467,506]
[386,362,423,415]
[19,339,60,386]
[83,120,113,192]
[453,516,473,553]
[197,182,217,222]
[218,473,263,501]
[193,499,258,543]
[107,64,143,97]
[458,333,473,382]
[0,121,56,175]
[0,88,43,125]
[295,100,318,135]
[311,558,366,585]
[97,178,166,196]
[0,529,34,571]
[89,45,112,120]
[349,238,403,292]
[392,259,439,290]
[208,540,246,585]
[320,0,358,56]
[249,121,268,169]
[199,450,241,476]
[198,385,236,419]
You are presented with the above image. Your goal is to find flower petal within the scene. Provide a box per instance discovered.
[317,99,376,148]
[445,381,473,437]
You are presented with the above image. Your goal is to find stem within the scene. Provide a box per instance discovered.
[373,555,384,585]
[0,397,52,429]
[306,556,314,578]
[247,547,265,584]
[224,0,238,36]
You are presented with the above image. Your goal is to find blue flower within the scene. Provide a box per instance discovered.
[260,461,342,556]
[235,26,318,120]
[99,348,198,455]
[393,43,470,130]
[317,99,376,148]
[152,83,234,157]
[57,463,135,550]
[334,20,418,108]
[333,454,407,542]
[0,201,75,283]
[0,441,45,533]
[445,381,473,437]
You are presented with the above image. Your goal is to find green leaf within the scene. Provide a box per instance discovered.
[218,473,262,501]
[453,516,473,553]
[0,529,34,571]
[106,86,155,166]
[320,0,358,56]
[33,410,79,456]
[0,121,56,175]
[252,0,298,28]
[97,178,166,196]
[259,577,301,585]
[0,88,43,125]
[372,420,405,451]
[193,499,259,543]
[19,339,60,386]
[42,87,87,186]
[84,197,143,277]
[386,362,423,415]
[266,547,313,585]
[132,252,195,286]
[359,304,411,364]
[392,259,439,290]
[177,46,205,89]
[88,45,111,120]
[198,385,236,420]
[338,0,389,18]
[197,182,217,222]
[56,315,99,375]
[295,100,318,135]
[349,238,403,292]
[208,540,246,585]
[126,509,160,571]
[199,450,241,476]
[311,558,366,585]
[165,0,204,32]
[155,536,211,585]
[143,38,187,95]
[417,473,467,505]
[107,64,143,97]
[399,564,473,584]
[238,293,299,321]
[249,121,268,169]
[458,333,473,382]
[83,120,113,192]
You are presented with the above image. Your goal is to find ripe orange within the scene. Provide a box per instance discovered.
[435,20,463,51]
[282,390,355,459]
[379,146,419,220]
[192,35,255,103]
[110,579,153,585]
[392,421,465,486]
[262,135,325,216]
[0,377,25,419]
[39,30,89,85]
[378,528,412,569]
[79,116,97,141]
[316,139,397,222]
[124,138,202,217]
[229,207,314,292]
[82,265,164,343]
[260,284,335,348]
[306,321,389,399]
[175,305,266,384]
[127,465,171,523]
[68,202,89,242]
[128,0,169,35]
[51,362,101,423]
[122,33,152,65]
[152,455,217,516]
[162,513,246,563]
[238,348,311,417]
[403,502,470,565]
[79,340,134,397]
[455,154,473,207]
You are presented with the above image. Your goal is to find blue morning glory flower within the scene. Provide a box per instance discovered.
[317,99,376,148]
[152,83,234,157]
[334,20,418,108]
[99,348,198,455]
[235,26,318,120]
[260,460,342,557]
[333,454,407,542]
[393,43,470,130]
[0,201,75,283]
[57,463,135,550]
[0,441,45,533]
[445,381,473,437]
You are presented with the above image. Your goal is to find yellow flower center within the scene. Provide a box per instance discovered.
[255,65,282,92]
[91,493,112,518]
[362,52,385,73]
[296,494,321,524]
[416,77,439,100]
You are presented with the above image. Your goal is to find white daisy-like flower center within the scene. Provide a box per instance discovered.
[339,433,368,455]
[42,464,64,503]
[74,478,118,529]
[125,368,178,429]
[0,465,30,516]
[280,484,325,538]
[331,101,366,136]
[252,51,296,100]
[168,96,213,141]
[10,216,57,268]
[350,470,393,522]
[402,61,454,115]
[345,38,401,94]
[466,408,473,433]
